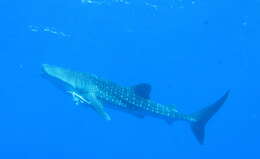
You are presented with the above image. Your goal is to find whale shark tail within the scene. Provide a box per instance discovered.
[190,90,230,144]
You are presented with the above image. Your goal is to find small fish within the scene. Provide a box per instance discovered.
[42,64,229,144]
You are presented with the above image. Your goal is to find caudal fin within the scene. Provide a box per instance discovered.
[190,90,230,144]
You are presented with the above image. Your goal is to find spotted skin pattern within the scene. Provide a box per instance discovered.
[42,64,230,144]
[42,64,194,122]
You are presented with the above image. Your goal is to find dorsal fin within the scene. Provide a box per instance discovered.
[132,83,151,99]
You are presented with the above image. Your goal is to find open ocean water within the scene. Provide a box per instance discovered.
[0,0,259,158]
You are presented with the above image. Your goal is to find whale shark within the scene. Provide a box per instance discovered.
[42,64,229,144]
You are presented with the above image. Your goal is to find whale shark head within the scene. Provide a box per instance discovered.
[41,64,76,92]
[42,64,68,80]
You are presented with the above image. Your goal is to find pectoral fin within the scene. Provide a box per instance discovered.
[83,93,111,121]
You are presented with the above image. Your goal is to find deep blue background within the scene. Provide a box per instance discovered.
[0,0,259,158]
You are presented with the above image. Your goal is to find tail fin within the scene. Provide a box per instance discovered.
[190,90,230,144]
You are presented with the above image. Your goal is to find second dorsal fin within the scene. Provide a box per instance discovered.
[132,83,151,99]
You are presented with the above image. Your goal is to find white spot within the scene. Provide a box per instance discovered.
[242,21,248,27]
[19,64,24,69]
[251,114,257,120]
[241,16,249,28]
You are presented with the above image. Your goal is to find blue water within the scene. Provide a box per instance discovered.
[1,0,259,158]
